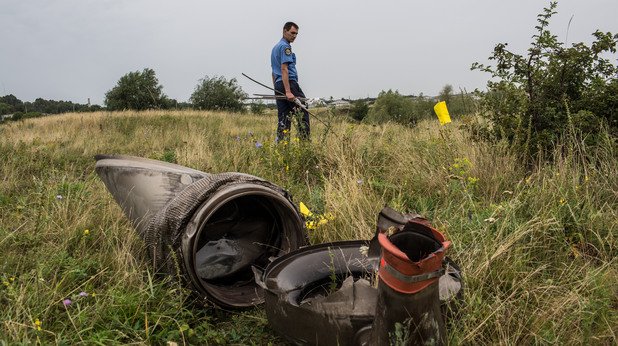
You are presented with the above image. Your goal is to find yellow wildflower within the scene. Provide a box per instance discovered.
[467,177,479,185]
[299,202,333,230]
[83,229,90,236]
[559,198,566,206]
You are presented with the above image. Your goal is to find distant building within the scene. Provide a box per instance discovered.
[0,114,14,121]
[329,99,351,108]
[307,98,326,107]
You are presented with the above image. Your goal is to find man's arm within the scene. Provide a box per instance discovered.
[280,63,295,101]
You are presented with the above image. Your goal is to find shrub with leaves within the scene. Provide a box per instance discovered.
[250,101,267,115]
[190,75,247,113]
[438,84,476,117]
[105,68,171,111]
[350,99,369,122]
[365,90,427,126]
[471,1,618,160]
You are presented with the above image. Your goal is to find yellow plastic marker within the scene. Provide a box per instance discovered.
[434,101,451,125]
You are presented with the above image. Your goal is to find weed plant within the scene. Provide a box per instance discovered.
[0,110,616,344]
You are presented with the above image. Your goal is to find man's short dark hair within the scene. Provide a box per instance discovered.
[283,22,298,31]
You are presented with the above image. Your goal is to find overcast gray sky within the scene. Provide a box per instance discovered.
[1,0,617,105]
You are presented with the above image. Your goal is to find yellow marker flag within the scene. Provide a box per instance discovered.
[434,101,451,126]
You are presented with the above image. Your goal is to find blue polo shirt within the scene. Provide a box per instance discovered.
[271,38,297,83]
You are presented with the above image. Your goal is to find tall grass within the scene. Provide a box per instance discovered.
[0,110,616,344]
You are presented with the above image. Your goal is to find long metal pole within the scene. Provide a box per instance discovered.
[242,73,282,95]
[241,72,332,129]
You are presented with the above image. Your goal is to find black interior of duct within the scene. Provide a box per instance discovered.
[195,195,282,286]
[389,222,442,262]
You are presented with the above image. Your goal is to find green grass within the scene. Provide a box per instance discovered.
[0,110,616,344]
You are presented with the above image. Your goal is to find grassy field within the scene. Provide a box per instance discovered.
[0,109,616,345]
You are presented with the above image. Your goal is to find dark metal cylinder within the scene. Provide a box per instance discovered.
[95,155,307,308]
[371,279,445,345]
[370,221,449,345]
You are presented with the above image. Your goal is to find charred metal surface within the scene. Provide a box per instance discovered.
[259,241,377,346]
[95,155,307,308]
[371,281,445,346]
[370,220,449,345]
[95,154,208,236]
[260,239,462,345]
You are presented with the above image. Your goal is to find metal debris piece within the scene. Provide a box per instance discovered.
[259,232,463,345]
[95,155,307,308]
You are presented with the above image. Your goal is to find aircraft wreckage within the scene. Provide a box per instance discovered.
[95,155,463,345]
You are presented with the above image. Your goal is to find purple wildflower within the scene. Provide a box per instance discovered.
[62,299,72,307]
[55,195,63,200]
[79,291,88,297]
[255,141,263,149]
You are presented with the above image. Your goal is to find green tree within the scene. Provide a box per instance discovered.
[190,76,247,112]
[0,94,23,112]
[437,85,476,117]
[438,84,454,104]
[0,102,11,115]
[471,1,618,159]
[105,68,169,111]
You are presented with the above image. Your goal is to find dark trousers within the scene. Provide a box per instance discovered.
[274,80,310,141]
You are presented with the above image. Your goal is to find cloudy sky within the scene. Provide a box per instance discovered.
[1,0,617,105]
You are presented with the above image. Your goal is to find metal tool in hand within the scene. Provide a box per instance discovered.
[241,72,331,129]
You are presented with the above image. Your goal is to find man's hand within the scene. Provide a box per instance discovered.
[281,64,295,101]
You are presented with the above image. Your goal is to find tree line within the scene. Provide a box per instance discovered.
[0,70,249,122]
[0,94,102,121]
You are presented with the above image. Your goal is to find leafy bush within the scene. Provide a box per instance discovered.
[190,76,247,113]
[437,84,477,117]
[11,112,23,121]
[0,95,23,113]
[471,1,618,160]
[0,102,11,115]
[105,68,170,111]
[350,100,369,121]
[4,111,44,121]
[250,101,267,115]
[365,90,427,126]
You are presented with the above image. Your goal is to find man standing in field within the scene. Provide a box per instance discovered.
[271,21,310,142]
